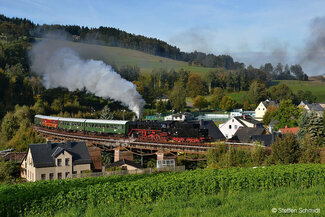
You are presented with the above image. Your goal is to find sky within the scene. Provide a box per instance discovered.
[1,0,325,72]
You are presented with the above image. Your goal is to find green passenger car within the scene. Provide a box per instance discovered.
[58,118,86,131]
[85,119,128,135]
[34,115,44,126]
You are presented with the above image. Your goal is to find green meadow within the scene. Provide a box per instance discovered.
[52,40,214,74]
[277,80,325,102]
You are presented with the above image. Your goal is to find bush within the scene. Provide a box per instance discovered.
[271,134,301,164]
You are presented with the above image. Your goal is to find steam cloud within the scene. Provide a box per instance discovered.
[29,37,145,118]
[300,16,325,75]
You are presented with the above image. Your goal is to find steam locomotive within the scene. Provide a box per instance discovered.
[34,115,210,143]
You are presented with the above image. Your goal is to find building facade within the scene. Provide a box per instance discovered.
[255,100,278,121]
[21,141,92,182]
[219,115,263,139]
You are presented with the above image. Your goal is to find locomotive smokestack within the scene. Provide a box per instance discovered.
[29,35,145,118]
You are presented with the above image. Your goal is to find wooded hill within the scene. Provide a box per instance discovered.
[0,14,242,69]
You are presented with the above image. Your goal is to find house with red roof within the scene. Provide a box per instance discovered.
[278,126,299,135]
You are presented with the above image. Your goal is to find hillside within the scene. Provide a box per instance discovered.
[278,79,325,102]
[51,40,214,74]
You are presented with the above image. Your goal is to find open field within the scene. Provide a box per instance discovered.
[54,184,325,217]
[277,80,325,102]
[2,164,325,216]
[50,40,214,74]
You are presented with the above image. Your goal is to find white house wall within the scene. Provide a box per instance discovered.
[219,118,244,139]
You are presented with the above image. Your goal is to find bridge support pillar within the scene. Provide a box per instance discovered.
[156,150,177,168]
[114,147,133,162]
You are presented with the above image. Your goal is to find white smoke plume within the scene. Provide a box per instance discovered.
[29,37,145,118]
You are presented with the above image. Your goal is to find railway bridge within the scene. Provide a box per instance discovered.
[35,127,259,164]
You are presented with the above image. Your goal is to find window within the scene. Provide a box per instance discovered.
[232,119,234,122]
[57,159,62,166]
[235,125,238,129]
[229,125,232,129]
[65,172,70,178]
[58,173,62,179]
[65,158,70,166]
[41,174,46,180]
[49,173,54,180]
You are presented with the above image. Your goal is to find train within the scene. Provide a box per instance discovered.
[34,115,210,143]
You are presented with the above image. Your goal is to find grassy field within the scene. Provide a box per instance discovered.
[277,80,325,102]
[51,40,214,74]
[54,184,325,217]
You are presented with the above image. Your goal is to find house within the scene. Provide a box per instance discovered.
[300,102,324,117]
[105,159,143,171]
[21,141,92,182]
[0,149,26,162]
[255,100,278,121]
[219,115,263,139]
[87,147,102,172]
[278,126,300,136]
[199,120,226,140]
[251,134,277,147]
[231,128,268,143]
[164,112,194,121]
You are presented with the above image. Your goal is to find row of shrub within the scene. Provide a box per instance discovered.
[0,173,154,217]
[1,164,325,216]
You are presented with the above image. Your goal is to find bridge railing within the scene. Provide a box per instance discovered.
[71,165,185,179]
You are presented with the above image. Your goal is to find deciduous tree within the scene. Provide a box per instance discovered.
[187,73,206,98]
[220,96,235,111]
[193,95,208,111]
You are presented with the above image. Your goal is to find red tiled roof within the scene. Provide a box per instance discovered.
[279,126,299,135]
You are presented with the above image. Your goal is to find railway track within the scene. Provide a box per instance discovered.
[35,127,262,154]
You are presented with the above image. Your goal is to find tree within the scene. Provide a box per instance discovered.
[290,64,307,81]
[299,134,320,163]
[271,134,301,164]
[251,145,269,166]
[193,96,208,111]
[262,105,278,125]
[273,100,302,129]
[51,98,64,113]
[209,87,225,109]
[169,80,186,112]
[269,84,294,101]
[296,90,316,103]
[220,96,235,111]
[100,105,113,120]
[243,101,249,110]
[298,110,324,146]
[187,73,206,98]
[1,112,19,141]
[248,80,267,104]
